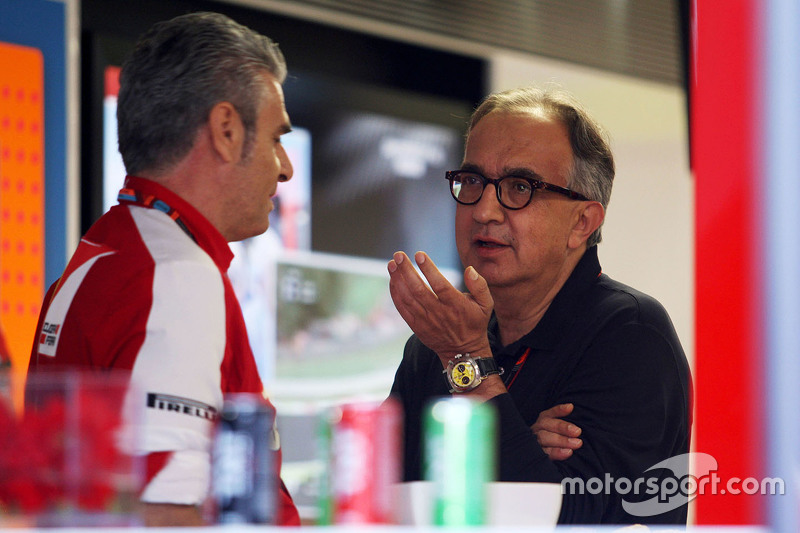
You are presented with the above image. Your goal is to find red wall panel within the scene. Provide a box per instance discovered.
[692,0,765,524]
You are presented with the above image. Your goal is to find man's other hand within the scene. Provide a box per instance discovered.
[531,403,583,461]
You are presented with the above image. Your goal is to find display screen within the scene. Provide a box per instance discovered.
[284,71,465,271]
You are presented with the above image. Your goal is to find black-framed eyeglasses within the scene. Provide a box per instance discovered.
[446,169,589,210]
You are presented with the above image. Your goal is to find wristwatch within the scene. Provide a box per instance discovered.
[444,353,502,393]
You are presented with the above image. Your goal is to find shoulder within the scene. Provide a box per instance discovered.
[118,206,222,296]
[82,206,221,298]
[571,273,688,374]
[84,206,214,267]
[575,275,690,387]
[563,277,691,414]
[127,206,217,269]
[590,274,678,334]
[57,207,226,339]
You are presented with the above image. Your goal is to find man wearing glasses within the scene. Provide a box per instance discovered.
[387,86,691,525]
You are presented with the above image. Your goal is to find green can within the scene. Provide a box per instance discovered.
[423,397,496,526]
[315,408,334,525]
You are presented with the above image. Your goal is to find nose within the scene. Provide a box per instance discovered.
[471,182,505,224]
[278,144,294,183]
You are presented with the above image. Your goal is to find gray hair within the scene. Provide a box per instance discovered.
[118,12,287,175]
[468,86,614,247]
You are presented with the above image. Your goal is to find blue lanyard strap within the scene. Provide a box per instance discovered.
[118,187,196,242]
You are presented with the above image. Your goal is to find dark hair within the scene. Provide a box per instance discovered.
[469,86,615,247]
[117,12,287,175]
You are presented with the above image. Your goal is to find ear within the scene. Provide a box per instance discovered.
[568,201,605,249]
[207,102,245,164]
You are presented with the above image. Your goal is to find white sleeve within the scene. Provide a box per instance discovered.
[125,250,226,504]
[139,450,210,504]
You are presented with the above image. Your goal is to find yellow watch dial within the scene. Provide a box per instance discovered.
[451,361,477,387]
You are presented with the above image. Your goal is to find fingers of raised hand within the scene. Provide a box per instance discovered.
[387,251,492,355]
[388,253,432,326]
[413,252,461,303]
[389,251,461,309]
[462,266,493,315]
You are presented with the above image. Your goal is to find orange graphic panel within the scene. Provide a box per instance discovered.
[0,42,45,412]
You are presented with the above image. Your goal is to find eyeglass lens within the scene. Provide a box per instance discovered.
[451,172,534,209]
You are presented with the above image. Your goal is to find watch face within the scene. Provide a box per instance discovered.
[451,361,476,388]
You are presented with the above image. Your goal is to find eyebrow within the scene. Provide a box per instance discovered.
[460,162,546,181]
[503,167,546,181]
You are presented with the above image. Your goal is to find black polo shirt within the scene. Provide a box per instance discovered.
[389,246,692,525]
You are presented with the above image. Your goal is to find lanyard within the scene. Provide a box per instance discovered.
[502,347,531,390]
[118,187,196,242]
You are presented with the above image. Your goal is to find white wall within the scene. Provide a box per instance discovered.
[490,51,695,365]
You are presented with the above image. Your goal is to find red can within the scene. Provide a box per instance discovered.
[327,398,401,524]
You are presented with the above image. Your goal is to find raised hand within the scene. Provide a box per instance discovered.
[387,251,494,361]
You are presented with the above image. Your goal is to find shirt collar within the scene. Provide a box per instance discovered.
[489,246,602,357]
[123,176,234,271]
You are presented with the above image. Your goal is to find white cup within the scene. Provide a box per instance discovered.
[393,481,563,527]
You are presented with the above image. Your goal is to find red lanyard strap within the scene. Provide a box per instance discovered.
[502,347,531,390]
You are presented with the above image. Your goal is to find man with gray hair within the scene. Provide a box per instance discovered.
[28,12,298,525]
[388,86,691,524]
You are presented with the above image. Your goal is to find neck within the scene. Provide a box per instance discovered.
[492,283,559,347]
[492,248,585,346]
[137,138,229,239]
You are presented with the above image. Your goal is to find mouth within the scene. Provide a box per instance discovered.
[473,236,508,249]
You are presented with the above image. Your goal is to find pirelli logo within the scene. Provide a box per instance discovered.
[146,393,218,421]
